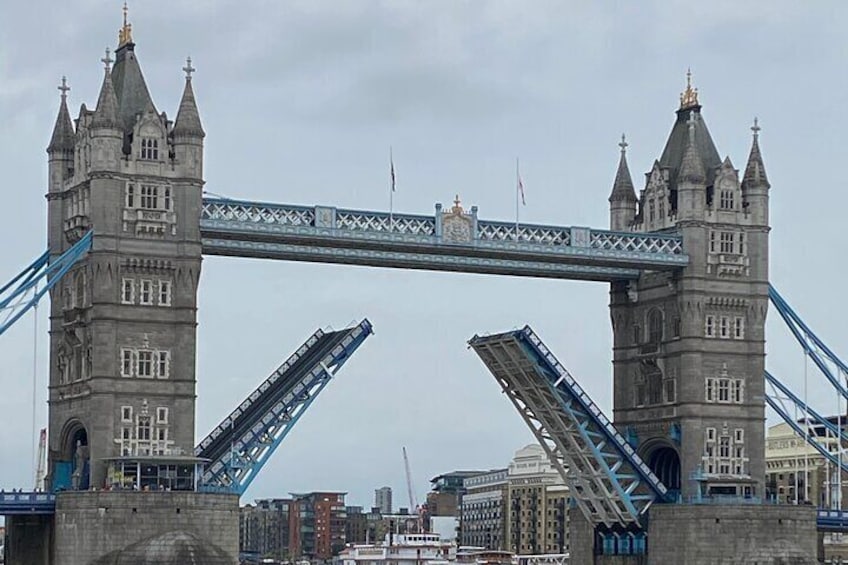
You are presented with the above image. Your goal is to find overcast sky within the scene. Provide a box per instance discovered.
[1,1,847,510]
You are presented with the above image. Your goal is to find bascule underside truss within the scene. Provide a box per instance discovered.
[469,326,668,528]
[195,319,373,494]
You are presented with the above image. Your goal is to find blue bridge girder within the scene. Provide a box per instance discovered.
[469,325,669,528]
[195,319,373,495]
[199,197,688,281]
[0,492,56,515]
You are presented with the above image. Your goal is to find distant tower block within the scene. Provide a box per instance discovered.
[607,72,770,500]
[375,486,393,514]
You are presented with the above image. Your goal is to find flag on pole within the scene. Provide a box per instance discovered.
[390,149,396,192]
[517,168,525,205]
[518,175,526,205]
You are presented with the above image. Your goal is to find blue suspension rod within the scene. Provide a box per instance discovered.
[764,393,848,474]
[765,370,848,444]
[769,285,848,399]
[0,233,93,337]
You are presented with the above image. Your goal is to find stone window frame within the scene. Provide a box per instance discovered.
[137,350,154,378]
[121,405,133,423]
[720,189,735,210]
[140,137,159,160]
[121,278,135,304]
[139,279,154,305]
[156,407,169,424]
[705,315,715,338]
[125,183,136,208]
[156,351,171,378]
[158,280,172,307]
[120,348,134,377]
[734,316,745,339]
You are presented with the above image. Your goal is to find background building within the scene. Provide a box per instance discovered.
[239,498,292,560]
[459,468,508,550]
[427,471,485,518]
[375,486,393,515]
[290,492,348,560]
[506,445,569,555]
[765,420,848,507]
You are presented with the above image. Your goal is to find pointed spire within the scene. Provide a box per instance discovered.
[173,57,205,138]
[679,112,705,184]
[47,76,76,154]
[118,1,133,47]
[742,117,769,188]
[91,49,120,130]
[609,134,636,202]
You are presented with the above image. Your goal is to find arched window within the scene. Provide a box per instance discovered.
[648,308,663,344]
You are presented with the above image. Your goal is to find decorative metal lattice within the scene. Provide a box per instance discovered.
[202,200,314,227]
[590,231,683,254]
[337,210,435,235]
[478,221,571,245]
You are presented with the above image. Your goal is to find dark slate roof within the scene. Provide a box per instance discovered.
[678,123,706,185]
[90,531,234,565]
[658,106,721,191]
[742,134,769,188]
[609,150,637,202]
[111,43,157,132]
[91,70,121,130]
[172,78,205,138]
[47,96,75,153]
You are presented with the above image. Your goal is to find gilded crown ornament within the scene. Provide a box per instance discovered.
[679,68,699,109]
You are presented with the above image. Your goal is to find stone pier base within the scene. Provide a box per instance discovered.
[569,503,818,565]
[53,491,239,565]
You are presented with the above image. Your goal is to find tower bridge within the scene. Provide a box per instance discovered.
[0,10,842,565]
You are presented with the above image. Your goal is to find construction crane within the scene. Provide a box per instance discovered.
[35,428,46,490]
[402,446,424,533]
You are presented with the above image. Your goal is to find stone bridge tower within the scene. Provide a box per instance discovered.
[45,11,205,491]
[608,74,770,500]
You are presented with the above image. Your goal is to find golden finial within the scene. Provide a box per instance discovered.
[452,194,464,214]
[118,1,133,47]
[679,68,699,109]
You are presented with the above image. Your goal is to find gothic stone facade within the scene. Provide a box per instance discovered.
[607,83,770,500]
[46,31,205,490]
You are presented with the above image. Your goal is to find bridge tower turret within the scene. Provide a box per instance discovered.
[46,13,205,492]
[609,73,769,500]
[608,134,637,231]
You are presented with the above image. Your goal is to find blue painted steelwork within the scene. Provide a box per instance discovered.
[769,285,848,398]
[0,231,93,336]
[765,371,848,473]
[199,197,688,281]
[196,320,373,494]
[469,325,668,528]
[817,509,848,532]
[0,492,56,515]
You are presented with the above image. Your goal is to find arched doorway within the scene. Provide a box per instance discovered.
[645,443,680,494]
[55,420,90,491]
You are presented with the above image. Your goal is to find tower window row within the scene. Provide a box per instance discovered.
[709,230,745,255]
[120,348,171,379]
[140,137,159,160]
[122,278,172,306]
[705,376,744,403]
[703,427,747,476]
[705,315,744,339]
[126,183,172,211]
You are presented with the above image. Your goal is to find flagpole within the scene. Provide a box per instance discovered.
[389,147,394,229]
[515,157,520,240]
